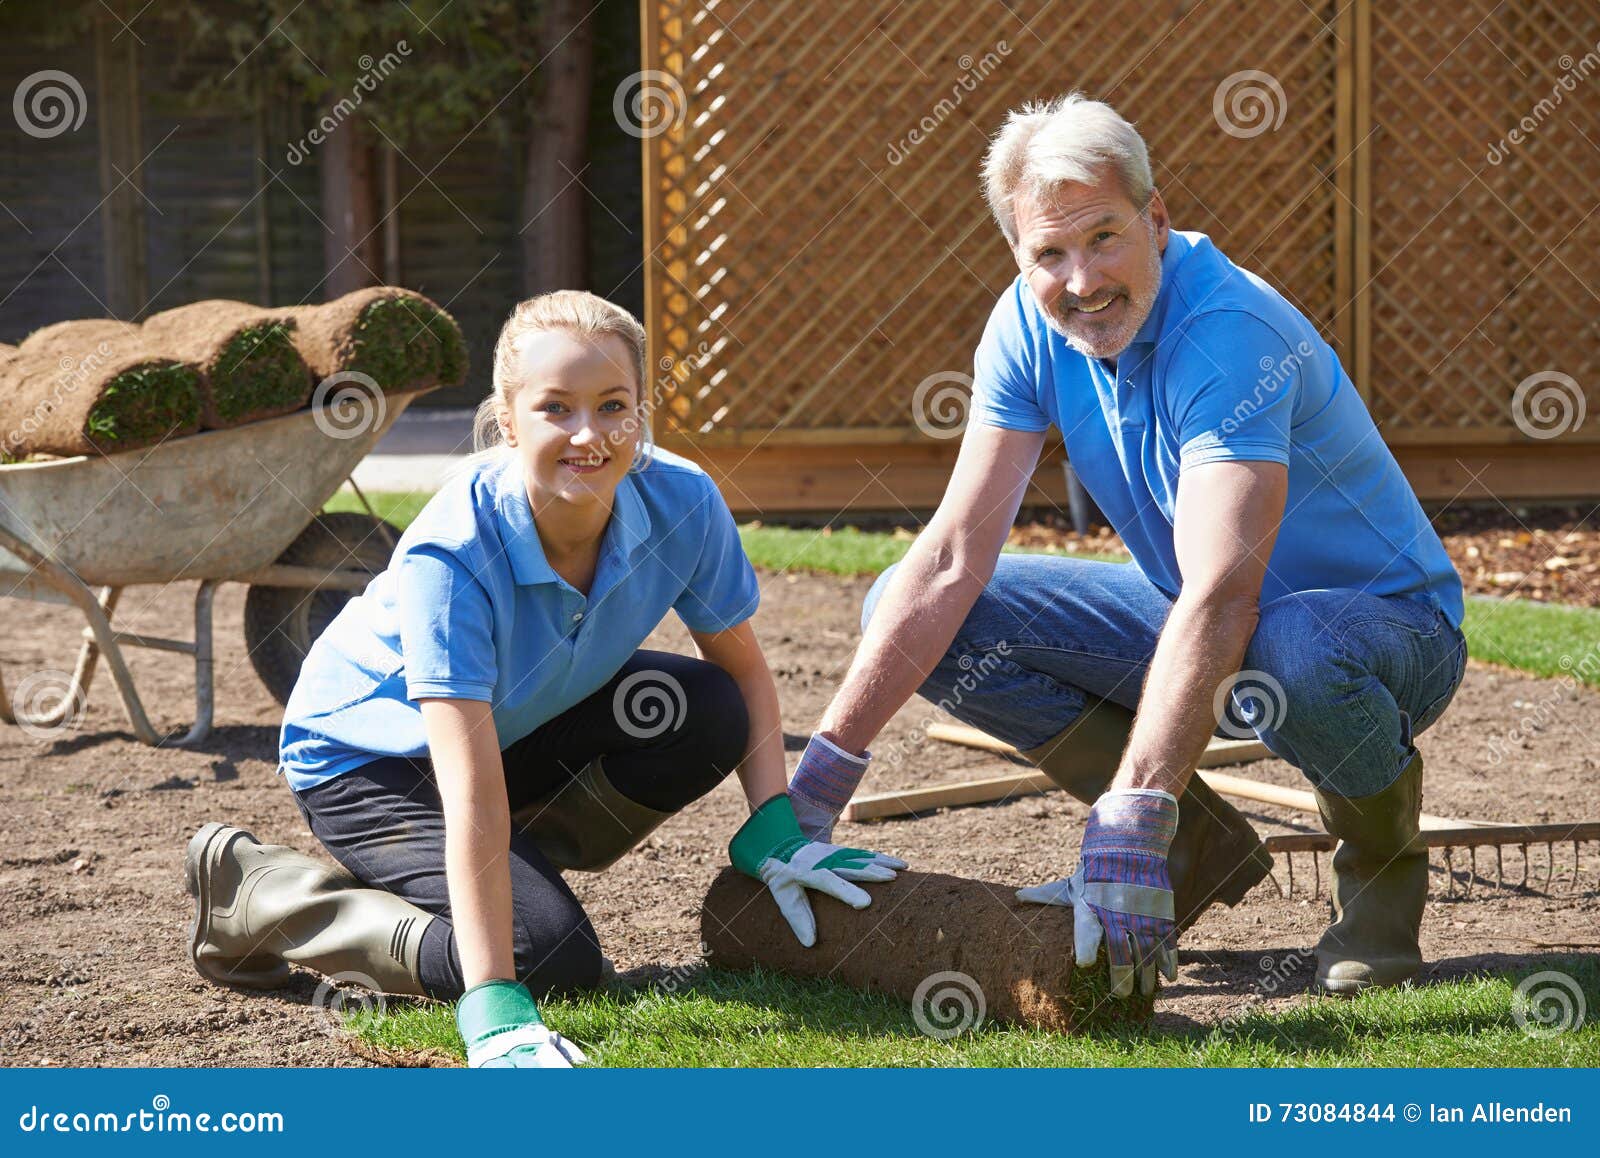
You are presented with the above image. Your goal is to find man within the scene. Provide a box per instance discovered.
[783,93,1466,998]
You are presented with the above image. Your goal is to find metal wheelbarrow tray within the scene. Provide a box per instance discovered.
[0,393,422,746]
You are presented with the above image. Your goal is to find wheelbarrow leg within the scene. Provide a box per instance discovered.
[0,589,114,733]
[167,579,218,748]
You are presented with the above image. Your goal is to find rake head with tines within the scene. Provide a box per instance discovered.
[1264,822,1600,900]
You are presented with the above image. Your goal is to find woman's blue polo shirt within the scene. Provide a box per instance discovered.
[277,447,760,792]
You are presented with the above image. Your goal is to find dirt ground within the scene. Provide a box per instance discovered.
[1,569,1596,1066]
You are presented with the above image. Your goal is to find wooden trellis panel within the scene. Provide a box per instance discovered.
[641,0,1600,510]
[1364,0,1600,444]
[642,0,1346,453]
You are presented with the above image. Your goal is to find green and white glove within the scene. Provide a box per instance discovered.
[729,794,901,947]
[456,979,589,1069]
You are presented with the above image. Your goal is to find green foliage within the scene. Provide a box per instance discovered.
[147,0,544,148]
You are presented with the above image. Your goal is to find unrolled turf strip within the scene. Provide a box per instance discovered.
[141,300,311,429]
[2,320,202,458]
[286,286,467,395]
[701,867,1156,1032]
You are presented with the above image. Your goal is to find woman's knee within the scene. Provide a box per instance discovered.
[680,657,749,771]
[512,902,604,997]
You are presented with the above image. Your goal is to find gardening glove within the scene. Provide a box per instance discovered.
[456,979,589,1069]
[788,734,909,876]
[1017,788,1179,998]
[729,793,900,948]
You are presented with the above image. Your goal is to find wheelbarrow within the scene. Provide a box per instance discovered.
[0,393,426,746]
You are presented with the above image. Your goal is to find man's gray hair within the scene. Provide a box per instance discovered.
[982,92,1154,248]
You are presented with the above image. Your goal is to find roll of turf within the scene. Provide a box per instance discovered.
[286,286,467,395]
[141,300,312,429]
[1,320,202,459]
[701,866,1156,1032]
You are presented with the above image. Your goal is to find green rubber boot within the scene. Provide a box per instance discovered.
[1022,696,1275,932]
[1312,752,1428,994]
[185,822,431,995]
[511,756,671,872]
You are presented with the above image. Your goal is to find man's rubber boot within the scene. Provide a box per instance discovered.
[1312,752,1428,994]
[1022,696,1275,932]
[511,756,671,872]
[185,823,430,996]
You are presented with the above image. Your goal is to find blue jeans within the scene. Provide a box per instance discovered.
[863,556,1467,798]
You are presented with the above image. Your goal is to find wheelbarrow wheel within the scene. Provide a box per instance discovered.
[243,512,400,706]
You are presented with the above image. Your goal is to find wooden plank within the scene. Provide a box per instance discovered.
[924,722,1270,768]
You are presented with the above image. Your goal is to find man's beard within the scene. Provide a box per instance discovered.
[1041,240,1163,360]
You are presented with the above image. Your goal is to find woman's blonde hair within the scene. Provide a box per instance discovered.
[469,290,654,471]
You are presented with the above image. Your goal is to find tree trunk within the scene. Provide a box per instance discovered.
[521,0,594,296]
[320,110,382,298]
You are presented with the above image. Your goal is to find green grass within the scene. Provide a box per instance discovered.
[349,959,1600,1067]
[345,296,468,392]
[84,361,202,448]
[211,322,309,423]
[1462,595,1600,687]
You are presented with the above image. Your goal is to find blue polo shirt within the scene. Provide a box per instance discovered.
[973,229,1463,628]
[277,447,760,791]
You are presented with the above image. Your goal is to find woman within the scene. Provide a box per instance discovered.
[185,291,904,1068]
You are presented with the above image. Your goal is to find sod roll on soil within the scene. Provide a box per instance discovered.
[286,286,467,395]
[1,320,202,459]
[141,301,311,428]
[701,867,1155,1032]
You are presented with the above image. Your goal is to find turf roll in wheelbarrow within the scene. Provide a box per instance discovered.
[141,301,312,429]
[1,320,202,459]
[700,867,1155,1032]
[287,286,468,395]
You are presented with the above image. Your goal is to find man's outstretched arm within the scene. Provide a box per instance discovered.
[788,423,1046,837]
[1113,458,1287,795]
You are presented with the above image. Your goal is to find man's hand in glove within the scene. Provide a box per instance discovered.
[1017,788,1179,997]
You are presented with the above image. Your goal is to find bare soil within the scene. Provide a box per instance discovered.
[1,570,1596,1066]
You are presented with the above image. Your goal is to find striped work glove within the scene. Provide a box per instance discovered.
[1017,788,1179,997]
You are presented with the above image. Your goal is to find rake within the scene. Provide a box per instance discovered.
[846,723,1600,901]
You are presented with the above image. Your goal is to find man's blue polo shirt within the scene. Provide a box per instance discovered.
[277,447,760,792]
[972,229,1463,627]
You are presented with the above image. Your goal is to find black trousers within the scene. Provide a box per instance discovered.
[291,650,749,1000]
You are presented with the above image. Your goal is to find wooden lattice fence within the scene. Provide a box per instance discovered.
[640,0,1600,512]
